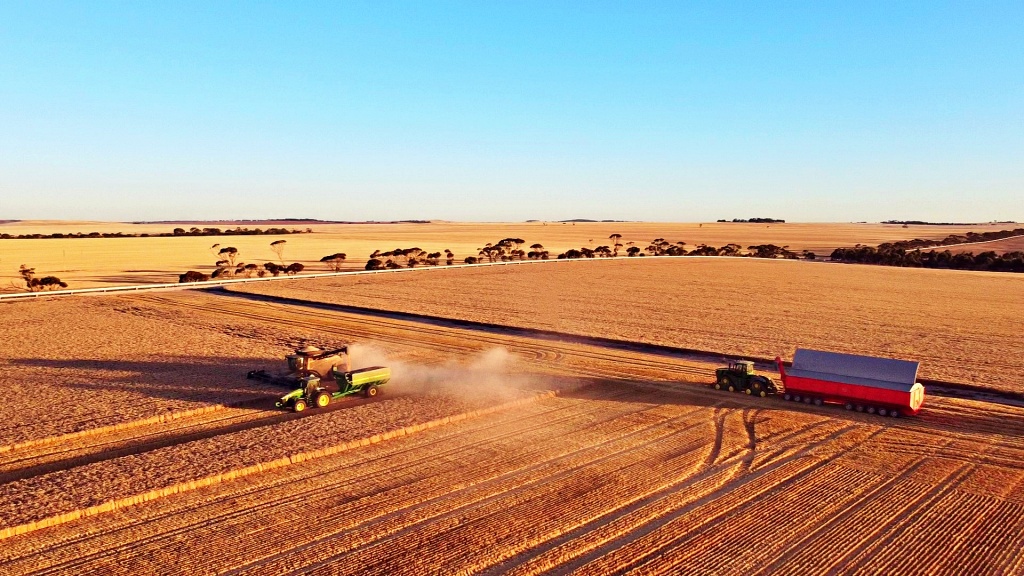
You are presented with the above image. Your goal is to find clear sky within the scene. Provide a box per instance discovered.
[1,1,1021,223]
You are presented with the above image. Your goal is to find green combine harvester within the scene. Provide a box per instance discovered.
[276,366,392,412]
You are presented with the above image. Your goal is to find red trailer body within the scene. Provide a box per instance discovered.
[776,349,925,416]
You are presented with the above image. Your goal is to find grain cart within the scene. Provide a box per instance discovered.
[714,360,779,397]
[247,345,350,387]
[776,348,925,417]
[277,366,392,412]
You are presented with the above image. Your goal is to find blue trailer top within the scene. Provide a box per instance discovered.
[787,349,920,393]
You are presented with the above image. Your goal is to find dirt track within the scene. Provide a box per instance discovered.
[0,290,1022,574]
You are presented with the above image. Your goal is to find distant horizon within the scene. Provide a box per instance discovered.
[2,3,1021,222]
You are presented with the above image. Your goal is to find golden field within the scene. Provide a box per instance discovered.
[0,281,1022,574]
[1,219,1017,290]
[0,221,1022,574]
[232,257,1024,390]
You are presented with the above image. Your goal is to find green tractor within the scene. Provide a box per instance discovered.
[714,361,778,397]
[277,366,392,412]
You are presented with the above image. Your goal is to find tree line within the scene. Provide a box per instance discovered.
[829,246,1024,272]
[0,226,311,240]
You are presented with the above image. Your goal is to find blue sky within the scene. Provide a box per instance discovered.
[1,1,1021,222]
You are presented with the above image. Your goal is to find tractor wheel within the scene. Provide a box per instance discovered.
[315,392,331,408]
[293,399,307,413]
[727,385,736,393]
[752,380,762,391]
[713,382,722,390]
[758,390,767,398]
[813,398,823,407]
[365,385,378,398]
[744,388,751,395]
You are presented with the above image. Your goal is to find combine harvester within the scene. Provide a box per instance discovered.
[714,348,925,417]
[776,348,925,417]
[248,345,391,412]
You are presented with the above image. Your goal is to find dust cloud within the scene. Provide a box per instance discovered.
[348,344,553,402]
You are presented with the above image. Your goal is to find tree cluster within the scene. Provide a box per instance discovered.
[830,246,1024,272]
[715,218,786,223]
[365,248,454,270]
[875,228,1024,252]
[16,265,68,291]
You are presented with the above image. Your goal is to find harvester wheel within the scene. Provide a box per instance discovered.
[315,392,331,408]
[365,385,378,398]
[293,399,307,413]
[813,398,823,407]
[844,403,854,411]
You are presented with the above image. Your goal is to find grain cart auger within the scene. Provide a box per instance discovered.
[714,360,779,397]
[277,366,392,412]
[247,345,350,388]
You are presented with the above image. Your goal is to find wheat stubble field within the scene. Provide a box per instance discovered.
[1,223,1023,575]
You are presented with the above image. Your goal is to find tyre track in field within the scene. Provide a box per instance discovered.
[485,417,848,576]
[4,385,638,569]
[14,388,698,575]
[222,403,720,575]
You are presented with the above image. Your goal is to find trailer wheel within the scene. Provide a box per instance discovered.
[293,399,307,413]
[783,393,792,401]
[878,408,888,417]
[855,405,864,412]
[315,392,331,408]
[365,385,378,398]
[866,406,876,414]
[889,410,900,418]
[844,403,854,411]
[792,395,801,403]
[813,398,823,407]
[803,396,813,404]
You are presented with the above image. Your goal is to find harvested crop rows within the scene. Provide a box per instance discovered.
[230,257,1024,390]
[1,289,1022,574]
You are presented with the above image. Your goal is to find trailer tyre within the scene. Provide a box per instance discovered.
[293,399,307,413]
[365,385,378,398]
[792,395,801,403]
[813,398,823,407]
[783,393,792,401]
[855,405,864,412]
[867,406,876,415]
[315,392,331,408]
[844,403,854,411]
[889,410,900,418]
[878,408,888,417]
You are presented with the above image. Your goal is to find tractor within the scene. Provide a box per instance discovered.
[277,366,392,412]
[247,345,350,387]
[714,360,779,397]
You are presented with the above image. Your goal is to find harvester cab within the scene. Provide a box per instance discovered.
[714,360,778,397]
[247,345,350,387]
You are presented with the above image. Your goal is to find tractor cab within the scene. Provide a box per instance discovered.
[729,361,755,375]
